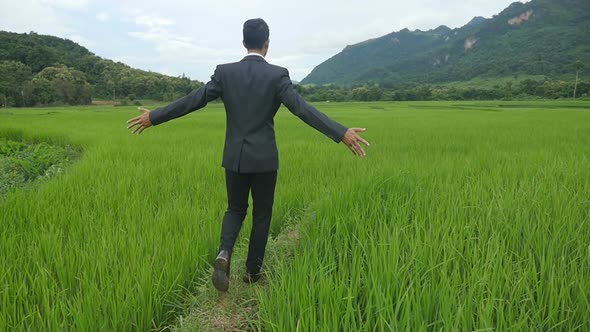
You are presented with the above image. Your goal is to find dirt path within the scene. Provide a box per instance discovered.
[170,223,301,332]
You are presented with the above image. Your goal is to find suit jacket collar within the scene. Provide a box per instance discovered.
[241,54,267,62]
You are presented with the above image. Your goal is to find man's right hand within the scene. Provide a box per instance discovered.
[342,128,370,157]
[126,107,153,134]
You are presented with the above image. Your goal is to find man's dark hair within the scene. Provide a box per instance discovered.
[243,18,269,50]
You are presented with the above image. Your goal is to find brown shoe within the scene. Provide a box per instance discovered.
[212,250,230,292]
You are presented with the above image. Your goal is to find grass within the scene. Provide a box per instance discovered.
[0,136,79,196]
[0,100,589,330]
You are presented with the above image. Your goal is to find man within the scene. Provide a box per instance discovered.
[126,18,369,292]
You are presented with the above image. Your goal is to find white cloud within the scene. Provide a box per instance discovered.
[0,0,72,35]
[40,0,90,10]
[68,34,95,48]
[298,19,398,55]
[133,14,176,28]
[121,10,243,79]
[96,11,110,22]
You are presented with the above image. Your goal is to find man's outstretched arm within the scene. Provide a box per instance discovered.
[277,69,370,157]
[126,67,223,134]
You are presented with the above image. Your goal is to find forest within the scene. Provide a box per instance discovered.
[297,77,589,102]
[0,31,202,107]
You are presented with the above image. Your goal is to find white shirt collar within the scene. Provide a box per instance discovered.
[247,52,265,59]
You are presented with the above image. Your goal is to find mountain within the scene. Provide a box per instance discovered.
[0,31,202,106]
[465,16,486,27]
[301,0,590,86]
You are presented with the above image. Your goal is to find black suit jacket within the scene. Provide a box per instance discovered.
[149,55,348,173]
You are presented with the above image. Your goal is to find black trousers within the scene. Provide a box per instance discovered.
[219,169,277,274]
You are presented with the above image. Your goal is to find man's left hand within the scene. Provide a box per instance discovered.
[127,107,153,134]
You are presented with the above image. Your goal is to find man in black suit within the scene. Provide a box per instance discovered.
[127,18,369,292]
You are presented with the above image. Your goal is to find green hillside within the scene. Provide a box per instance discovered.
[302,0,590,86]
[0,31,203,107]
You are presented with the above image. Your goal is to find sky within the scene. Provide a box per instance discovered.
[0,0,526,82]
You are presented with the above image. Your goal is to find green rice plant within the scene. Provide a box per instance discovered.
[0,101,589,330]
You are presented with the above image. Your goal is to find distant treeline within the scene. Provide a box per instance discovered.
[0,31,203,107]
[296,78,590,102]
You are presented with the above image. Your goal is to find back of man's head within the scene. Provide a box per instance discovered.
[243,18,269,50]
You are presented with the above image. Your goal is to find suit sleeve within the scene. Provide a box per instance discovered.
[149,66,223,126]
[277,69,348,143]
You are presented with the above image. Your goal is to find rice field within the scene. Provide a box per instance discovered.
[0,101,589,330]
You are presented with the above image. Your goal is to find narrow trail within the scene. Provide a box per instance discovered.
[170,222,302,332]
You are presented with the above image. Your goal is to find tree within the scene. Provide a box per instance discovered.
[0,61,33,106]
[573,60,584,99]
[351,87,369,101]
[504,81,513,100]
[31,77,52,105]
[33,65,91,105]
[518,79,542,96]
[367,86,384,101]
